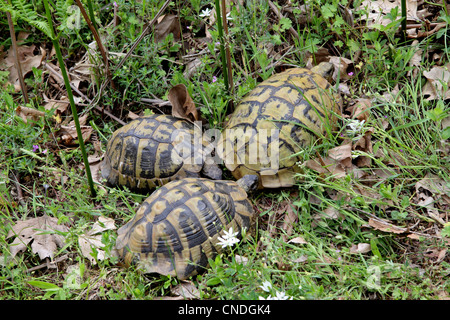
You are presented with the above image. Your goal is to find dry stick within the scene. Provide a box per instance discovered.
[10,171,25,206]
[268,1,299,40]
[74,0,115,90]
[6,11,29,104]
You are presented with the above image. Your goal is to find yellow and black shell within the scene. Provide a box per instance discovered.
[218,63,342,188]
[101,114,219,191]
[115,178,254,280]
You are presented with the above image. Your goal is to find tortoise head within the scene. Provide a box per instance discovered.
[236,174,259,193]
[310,62,334,81]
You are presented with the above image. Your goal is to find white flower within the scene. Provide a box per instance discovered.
[217,227,240,248]
[259,291,293,300]
[346,119,365,136]
[273,291,293,300]
[199,8,212,18]
[260,281,272,292]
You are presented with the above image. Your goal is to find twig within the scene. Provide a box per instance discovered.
[6,11,29,104]
[140,97,171,107]
[11,171,25,206]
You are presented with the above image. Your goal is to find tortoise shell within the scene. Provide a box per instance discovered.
[115,177,255,280]
[218,63,342,188]
[101,114,218,191]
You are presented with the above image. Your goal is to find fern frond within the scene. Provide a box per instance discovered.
[28,20,53,38]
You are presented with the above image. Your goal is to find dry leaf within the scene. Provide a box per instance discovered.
[416,173,450,200]
[328,143,353,168]
[57,125,93,146]
[292,255,308,263]
[357,0,422,27]
[288,236,307,244]
[353,127,374,168]
[304,156,347,178]
[171,281,201,299]
[322,206,344,220]
[422,64,450,101]
[408,40,422,78]
[155,14,181,43]
[415,173,448,225]
[368,218,407,234]
[183,58,202,79]
[329,56,353,81]
[416,194,445,225]
[78,217,116,264]
[127,111,140,120]
[0,44,46,91]
[7,215,69,260]
[89,216,116,235]
[235,254,249,265]
[280,201,298,242]
[350,98,371,122]
[349,243,371,254]
[44,97,70,114]
[168,84,200,122]
[15,105,45,123]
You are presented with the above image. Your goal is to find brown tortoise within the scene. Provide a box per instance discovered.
[115,176,257,279]
[218,62,342,189]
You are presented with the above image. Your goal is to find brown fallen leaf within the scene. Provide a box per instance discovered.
[44,97,70,114]
[349,98,371,123]
[155,14,181,43]
[353,127,374,168]
[349,243,371,254]
[422,64,450,101]
[288,236,308,244]
[15,105,45,123]
[78,216,116,264]
[170,281,201,299]
[328,143,353,168]
[329,56,354,81]
[415,173,448,225]
[7,215,69,260]
[357,0,423,27]
[168,83,200,122]
[57,125,93,146]
[280,200,298,242]
[368,218,407,234]
[0,44,46,91]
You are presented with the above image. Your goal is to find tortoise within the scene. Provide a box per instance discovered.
[218,62,342,189]
[101,114,221,191]
[115,175,257,280]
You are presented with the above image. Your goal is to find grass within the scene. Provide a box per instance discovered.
[0,0,449,300]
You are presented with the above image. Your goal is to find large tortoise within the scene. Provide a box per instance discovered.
[218,62,342,188]
[101,114,221,191]
[115,176,257,279]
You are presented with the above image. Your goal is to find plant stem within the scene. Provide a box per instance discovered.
[221,0,234,100]
[85,0,98,32]
[214,0,229,95]
[6,11,29,104]
[42,0,96,198]
[401,0,407,42]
